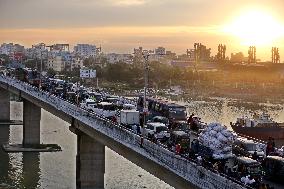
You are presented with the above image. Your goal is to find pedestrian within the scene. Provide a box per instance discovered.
[136,125,141,135]
[213,162,219,172]
[272,138,275,151]
[252,150,258,160]
[187,113,194,125]
[175,143,181,155]
[266,138,273,156]
[227,168,233,177]
[197,156,203,166]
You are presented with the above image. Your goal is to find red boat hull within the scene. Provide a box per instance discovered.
[231,125,284,140]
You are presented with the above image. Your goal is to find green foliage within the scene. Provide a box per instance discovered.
[24,59,38,69]
[0,54,11,65]
[83,57,95,67]
[47,68,56,77]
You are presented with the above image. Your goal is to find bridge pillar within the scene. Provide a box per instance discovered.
[77,134,105,189]
[23,100,41,145]
[0,88,10,121]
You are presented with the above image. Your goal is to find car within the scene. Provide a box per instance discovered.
[80,99,97,111]
[233,137,265,159]
[145,122,170,141]
[149,116,169,126]
[276,146,284,157]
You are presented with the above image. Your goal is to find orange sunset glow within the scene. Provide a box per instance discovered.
[1,0,284,61]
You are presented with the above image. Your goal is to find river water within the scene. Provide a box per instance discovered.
[1,98,284,189]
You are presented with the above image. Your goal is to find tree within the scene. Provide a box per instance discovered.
[83,57,95,67]
[0,54,11,66]
[47,68,56,77]
[24,59,38,69]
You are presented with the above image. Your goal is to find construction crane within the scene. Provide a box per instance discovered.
[248,46,256,64]
[217,44,226,63]
[272,47,280,63]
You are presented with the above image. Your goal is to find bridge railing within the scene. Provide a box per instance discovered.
[0,75,247,189]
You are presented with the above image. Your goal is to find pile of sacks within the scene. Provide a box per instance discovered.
[199,122,237,159]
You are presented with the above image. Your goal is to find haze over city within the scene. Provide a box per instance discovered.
[1,0,284,61]
[3,1,284,189]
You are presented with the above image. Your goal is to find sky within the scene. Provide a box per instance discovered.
[1,0,284,61]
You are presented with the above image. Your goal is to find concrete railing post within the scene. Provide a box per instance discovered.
[0,88,10,121]
[77,134,105,189]
[23,99,41,145]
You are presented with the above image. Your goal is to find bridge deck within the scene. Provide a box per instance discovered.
[0,75,248,189]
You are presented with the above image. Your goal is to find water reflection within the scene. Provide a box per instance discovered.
[1,99,284,188]
[0,124,41,188]
[0,125,10,184]
[182,98,284,126]
[22,153,40,189]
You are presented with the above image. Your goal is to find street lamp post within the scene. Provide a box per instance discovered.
[143,51,149,125]
[140,50,149,147]
[40,51,43,74]
[39,51,43,88]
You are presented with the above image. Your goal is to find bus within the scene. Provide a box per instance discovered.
[137,96,187,121]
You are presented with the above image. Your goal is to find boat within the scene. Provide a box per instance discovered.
[231,113,284,140]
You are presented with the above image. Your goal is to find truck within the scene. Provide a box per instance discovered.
[120,110,140,130]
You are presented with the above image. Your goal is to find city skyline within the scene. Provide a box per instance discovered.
[1,0,284,61]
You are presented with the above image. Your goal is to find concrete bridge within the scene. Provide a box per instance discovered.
[0,75,247,189]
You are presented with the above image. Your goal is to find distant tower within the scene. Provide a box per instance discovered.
[194,43,202,65]
[272,47,280,63]
[248,46,256,63]
[217,44,226,63]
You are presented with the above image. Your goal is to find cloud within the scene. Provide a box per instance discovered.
[108,0,148,7]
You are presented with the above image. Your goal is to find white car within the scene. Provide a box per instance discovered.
[277,146,284,157]
[145,122,170,141]
[80,99,97,111]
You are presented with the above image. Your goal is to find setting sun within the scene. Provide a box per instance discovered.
[223,10,284,46]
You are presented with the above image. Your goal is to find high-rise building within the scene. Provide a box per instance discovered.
[25,43,48,59]
[74,44,97,58]
[0,43,24,55]
[155,47,166,55]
